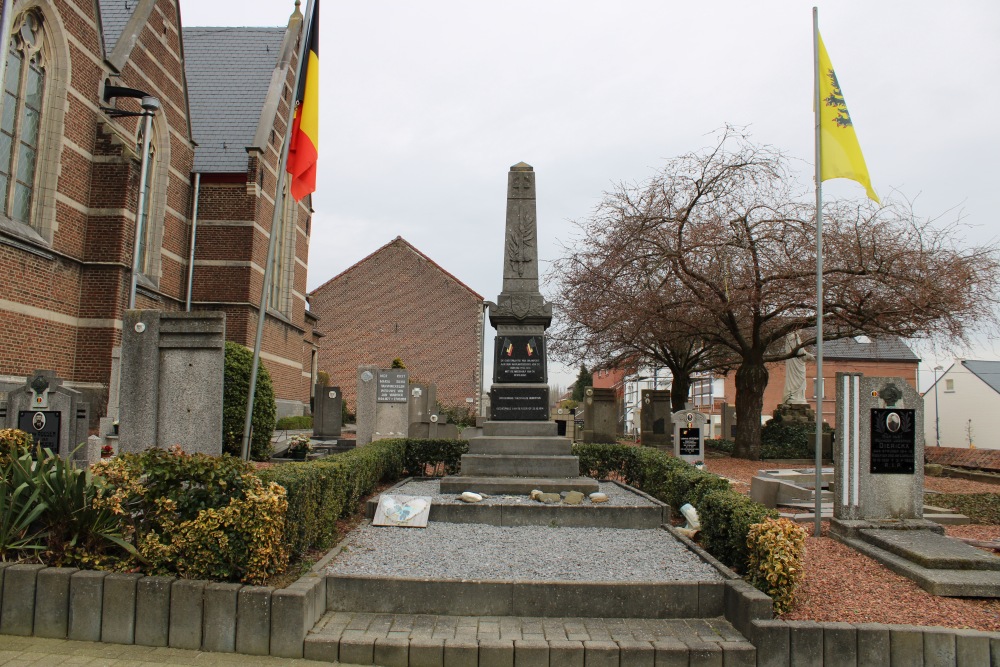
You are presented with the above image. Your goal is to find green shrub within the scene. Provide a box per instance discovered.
[760,420,829,459]
[223,342,277,461]
[276,415,313,430]
[707,438,735,454]
[403,439,468,477]
[747,517,807,613]
[95,447,287,583]
[699,489,778,571]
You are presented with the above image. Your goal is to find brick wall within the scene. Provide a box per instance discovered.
[310,238,484,412]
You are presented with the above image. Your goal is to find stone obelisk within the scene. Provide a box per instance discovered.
[440,163,597,495]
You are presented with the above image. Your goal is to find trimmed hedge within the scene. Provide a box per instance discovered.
[573,442,776,572]
[276,415,313,430]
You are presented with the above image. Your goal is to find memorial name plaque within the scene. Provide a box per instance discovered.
[18,410,61,453]
[870,408,915,474]
[490,387,549,421]
[376,371,408,403]
[679,427,700,456]
[494,335,546,383]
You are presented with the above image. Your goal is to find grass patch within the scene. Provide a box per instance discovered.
[930,493,1000,524]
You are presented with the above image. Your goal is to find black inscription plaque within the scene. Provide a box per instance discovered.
[494,335,546,383]
[376,371,408,403]
[870,408,915,474]
[490,387,549,421]
[18,410,61,453]
[678,427,701,456]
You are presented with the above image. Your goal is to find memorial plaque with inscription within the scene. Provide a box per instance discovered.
[18,410,61,453]
[870,408,915,474]
[490,387,549,421]
[678,427,701,456]
[376,371,408,403]
[494,335,546,383]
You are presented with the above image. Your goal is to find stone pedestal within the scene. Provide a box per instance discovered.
[443,162,595,495]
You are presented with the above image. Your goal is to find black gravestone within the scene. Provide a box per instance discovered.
[490,386,549,421]
[494,335,546,383]
[679,427,701,456]
[376,371,408,403]
[870,408,915,474]
[18,410,61,453]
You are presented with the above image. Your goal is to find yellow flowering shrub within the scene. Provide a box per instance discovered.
[746,517,807,614]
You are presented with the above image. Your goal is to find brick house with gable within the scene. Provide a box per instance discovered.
[0,0,316,423]
[309,236,485,414]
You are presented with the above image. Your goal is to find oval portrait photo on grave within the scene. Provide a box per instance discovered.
[886,411,901,433]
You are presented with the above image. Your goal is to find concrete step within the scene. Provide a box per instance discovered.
[858,528,1000,571]
[468,436,572,455]
[440,476,600,495]
[483,421,557,437]
[304,612,755,666]
[833,532,1000,597]
[460,454,581,478]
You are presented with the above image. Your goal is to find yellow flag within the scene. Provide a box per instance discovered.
[817,33,880,204]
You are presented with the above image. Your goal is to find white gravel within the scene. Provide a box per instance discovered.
[327,523,723,582]
[388,480,658,507]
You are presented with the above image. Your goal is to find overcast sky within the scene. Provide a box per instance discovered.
[179,1,1000,391]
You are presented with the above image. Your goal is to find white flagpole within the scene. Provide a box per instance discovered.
[813,6,825,537]
[241,0,316,461]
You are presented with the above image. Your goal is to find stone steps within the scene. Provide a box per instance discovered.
[304,611,756,667]
[468,436,572,455]
[439,476,600,495]
[459,454,580,478]
[483,421,557,437]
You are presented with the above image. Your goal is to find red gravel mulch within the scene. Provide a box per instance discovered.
[703,453,1000,631]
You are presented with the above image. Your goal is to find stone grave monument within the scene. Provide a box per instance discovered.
[640,388,672,448]
[721,402,737,440]
[408,383,459,439]
[313,384,343,438]
[118,311,225,455]
[581,386,618,443]
[441,162,597,494]
[672,407,708,464]
[356,366,409,445]
[830,372,1000,596]
[0,370,90,462]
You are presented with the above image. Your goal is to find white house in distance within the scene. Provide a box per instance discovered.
[924,360,1000,449]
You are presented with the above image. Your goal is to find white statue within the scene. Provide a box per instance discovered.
[782,332,815,405]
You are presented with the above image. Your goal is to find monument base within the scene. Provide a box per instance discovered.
[771,402,816,424]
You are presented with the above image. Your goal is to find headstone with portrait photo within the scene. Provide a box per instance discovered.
[1,370,89,463]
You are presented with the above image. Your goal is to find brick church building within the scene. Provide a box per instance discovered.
[0,0,317,421]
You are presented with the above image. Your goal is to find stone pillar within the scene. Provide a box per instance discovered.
[312,385,342,438]
[355,365,378,446]
[834,373,924,521]
[118,311,225,455]
[582,387,617,444]
[640,389,672,448]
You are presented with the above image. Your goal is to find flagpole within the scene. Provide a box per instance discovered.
[241,0,316,461]
[812,6,824,537]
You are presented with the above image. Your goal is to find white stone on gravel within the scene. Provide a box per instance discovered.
[328,523,723,582]
[389,480,657,507]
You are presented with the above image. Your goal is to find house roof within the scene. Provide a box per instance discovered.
[822,336,919,362]
[98,1,138,57]
[309,236,484,301]
[183,27,286,172]
[961,360,1000,396]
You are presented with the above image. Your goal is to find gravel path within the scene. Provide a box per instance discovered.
[328,523,723,582]
[388,480,657,507]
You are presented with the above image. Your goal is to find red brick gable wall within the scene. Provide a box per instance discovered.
[310,240,484,413]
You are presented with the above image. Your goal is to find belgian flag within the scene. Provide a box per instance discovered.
[288,0,319,201]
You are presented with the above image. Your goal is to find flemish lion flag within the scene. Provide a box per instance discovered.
[817,32,879,204]
[288,0,319,201]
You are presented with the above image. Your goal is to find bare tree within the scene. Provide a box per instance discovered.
[549,128,1000,459]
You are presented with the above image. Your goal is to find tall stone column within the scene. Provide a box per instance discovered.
[441,163,596,495]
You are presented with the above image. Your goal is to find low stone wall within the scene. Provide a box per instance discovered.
[750,618,1000,666]
[925,445,1000,473]
[0,562,326,659]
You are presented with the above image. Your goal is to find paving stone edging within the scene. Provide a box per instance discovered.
[0,561,325,659]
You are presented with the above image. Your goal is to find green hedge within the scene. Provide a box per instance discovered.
[276,415,313,430]
[573,442,775,572]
